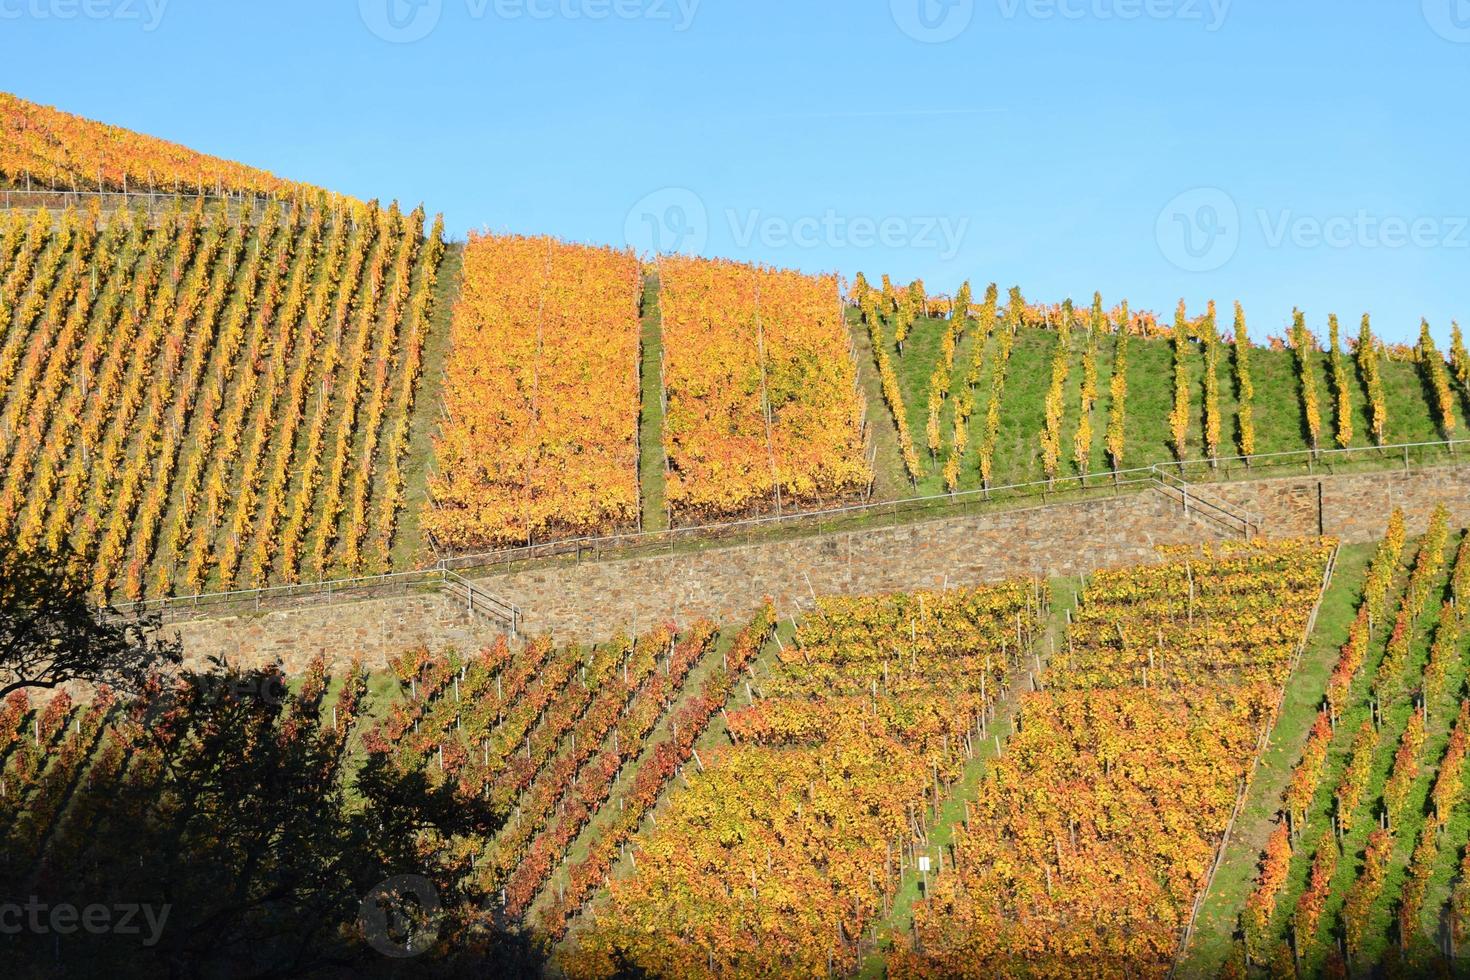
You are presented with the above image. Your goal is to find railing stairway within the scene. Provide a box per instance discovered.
[1147,466,1266,540]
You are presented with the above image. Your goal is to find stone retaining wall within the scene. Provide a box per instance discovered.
[476,491,1224,643]
[1211,464,1470,543]
[166,463,1470,660]
[474,464,1470,643]
[170,593,492,675]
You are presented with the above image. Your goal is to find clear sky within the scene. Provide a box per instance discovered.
[3,0,1468,343]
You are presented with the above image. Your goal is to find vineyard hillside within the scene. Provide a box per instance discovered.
[1180,508,1470,976]
[853,280,1464,500]
[13,506,1470,976]
[3,93,1470,585]
[0,195,450,598]
[0,91,334,202]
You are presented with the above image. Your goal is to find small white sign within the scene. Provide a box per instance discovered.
[918,856,931,873]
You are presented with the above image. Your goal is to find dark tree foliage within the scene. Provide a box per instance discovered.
[0,538,182,700]
[0,542,545,977]
[3,663,543,978]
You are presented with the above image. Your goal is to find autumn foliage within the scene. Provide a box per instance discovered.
[1242,820,1292,962]
[1169,301,1191,460]
[0,197,440,597]
[1233,303,1256,458]
[0,91,332,202]
[891,538,1334,978]
[426,234,642,550]
[564,582,1042,978]
[1108,302,1130,471]
[1418,319,1459,440]
[1291,310,1322,453]
[660,257,870,522]
[1357,315,1388,445]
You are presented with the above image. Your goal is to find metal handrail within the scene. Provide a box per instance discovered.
[126,568,440,613]
[1146,467,1264,537]
[1,188,278,220]
[441,570,521,637]
[115,436,1469,627]
[1147,477,1253,539]
[439,438,1467,571]
[124,568,521,635]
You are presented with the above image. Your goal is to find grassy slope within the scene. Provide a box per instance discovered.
[392,240,462,570]
[1306,534,1466,974]
[991,329,1056,487]
[849,310,906,500]
[638,273,668,533]
[1120,333,1179,471]
[850,317,1446,498]
[890,313,950,491]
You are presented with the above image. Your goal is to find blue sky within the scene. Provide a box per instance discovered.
[3,0,1468,343]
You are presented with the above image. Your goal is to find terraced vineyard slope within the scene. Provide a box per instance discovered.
[659,256,872,525]
[887,538,1336,978]
[1227,507,1470,976]
[0,197,447,597]
[424,234,643,551]
[854,277,1462,497]
[560,581,1046,977]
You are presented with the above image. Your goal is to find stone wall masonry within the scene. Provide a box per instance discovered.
[1210,463,1470,544]
[169,593,495,675]
[164,463,1470,662]
[475,463,1470,644]
[472,491,1229,644]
